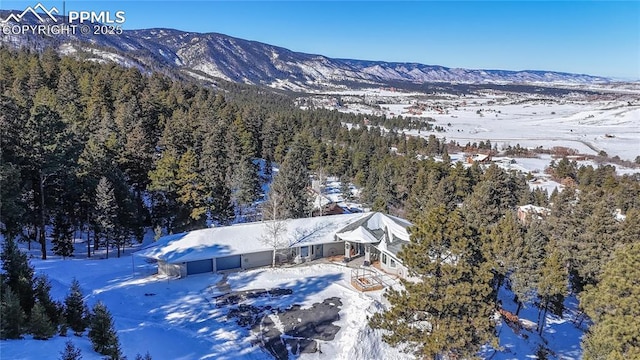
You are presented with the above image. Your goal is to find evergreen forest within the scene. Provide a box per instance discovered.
[1,47,639,359]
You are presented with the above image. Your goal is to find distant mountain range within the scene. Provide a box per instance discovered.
[0,10,610,90]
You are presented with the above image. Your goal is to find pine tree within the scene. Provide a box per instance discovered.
[547,186,584,290]
[230,155,260,220]
[119,119,153,241]
[59,340,83,360]
[30,301,56,340]
[428,175,458,214]
[134,352,152,360]
[55,69,83,129]
[19,104,74,259]
[463,181,504,229]
[581,242,640,360]
[200,122,233,224]
[148,149,181,233]
[339,175,352,202]
[510,220,548,313]
[370,206,496,359]
[372,164,397,213]
[89,301,124,359]
[619,208,640,245]
[175,148,208,230]
[405,167,431,219]
[537,244,568,335]
[1,236,35,315]
[269,140,311,219]
[573,195,622,287]
[34,275,62,328]
[51,212,75,258]
[208,180,234,225]
[64,279,88,335]
[0,284,26,339]
[0,162,26,240]
[94,177,118,259]
[487,211,524,294]
[464,165,519,229]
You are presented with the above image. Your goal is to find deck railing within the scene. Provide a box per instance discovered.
[350,267,384,292]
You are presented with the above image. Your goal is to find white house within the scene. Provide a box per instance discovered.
[336,212,412,278]
[135,212,412,279]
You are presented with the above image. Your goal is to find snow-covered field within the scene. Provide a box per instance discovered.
[406,101,640,162]
[1,238,587,360]
[306,86,640,162]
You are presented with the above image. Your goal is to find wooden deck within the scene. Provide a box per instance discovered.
[350,267,384,292]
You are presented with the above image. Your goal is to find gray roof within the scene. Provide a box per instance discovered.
[335,213,376,234]
[385,235,410,257]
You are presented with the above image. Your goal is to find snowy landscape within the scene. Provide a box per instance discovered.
[1,238,587,360]
[1,3,639,359]
[1,66,638,360]
[305,85,640,163]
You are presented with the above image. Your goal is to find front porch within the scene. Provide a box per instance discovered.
[343,241,378,265]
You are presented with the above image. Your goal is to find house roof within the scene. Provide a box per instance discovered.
[344,212,412,257]
[336,226,380,244]
[135,212,373,263]
[385,235,410,258]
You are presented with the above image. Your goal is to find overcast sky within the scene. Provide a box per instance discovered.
[3,1,639,79]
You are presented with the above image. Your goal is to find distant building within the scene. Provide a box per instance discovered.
[466,153,491,164]
[312,203,346,217]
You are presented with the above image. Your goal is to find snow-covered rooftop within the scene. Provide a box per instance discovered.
[336,226,379,244]
[136,212,414,263]
[136,213,375,263]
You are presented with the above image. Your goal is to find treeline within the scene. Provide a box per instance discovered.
[0,47,437,259]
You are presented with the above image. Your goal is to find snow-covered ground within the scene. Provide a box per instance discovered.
[1,237,588,360]
[0,241,405,360]
[304,87,640,162]
[405,101,640,162]
[316,177,365,212]
[484,286,586,360]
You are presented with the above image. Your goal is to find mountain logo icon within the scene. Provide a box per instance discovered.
[1,3,59,23]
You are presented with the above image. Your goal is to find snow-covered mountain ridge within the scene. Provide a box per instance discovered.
[0,10,610,90]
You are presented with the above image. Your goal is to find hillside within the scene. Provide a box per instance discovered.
[0,11,610,91]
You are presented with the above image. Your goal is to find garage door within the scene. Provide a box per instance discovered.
[216,255,241,271]
[186,259,213,275]
[243,251,272,269]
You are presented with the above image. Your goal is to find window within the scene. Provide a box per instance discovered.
[390,259,396,268]
[300,246,309,258]
[382,253,387,264]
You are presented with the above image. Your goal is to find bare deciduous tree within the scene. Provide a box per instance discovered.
[261,191,288,267]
